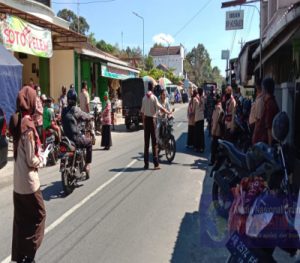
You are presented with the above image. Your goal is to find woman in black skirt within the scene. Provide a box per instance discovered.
[186,89,197,148]
[101,91,112,150]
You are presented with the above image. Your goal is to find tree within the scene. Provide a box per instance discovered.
[88,32,97,46]
[184,44,223,87]
[144,56,154,71]
[57,9,89,35]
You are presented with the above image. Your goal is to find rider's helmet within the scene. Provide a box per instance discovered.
[67,89,77,106]
[272,111,289,142]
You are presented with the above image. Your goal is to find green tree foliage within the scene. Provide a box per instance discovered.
[184,44,224,87]
[144,56,154,71]
[88,32,97,46]
[96,40,117,54]
[57,9,89,35]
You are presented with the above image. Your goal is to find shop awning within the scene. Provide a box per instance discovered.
[0,2,87,49]
[253,24,300,71]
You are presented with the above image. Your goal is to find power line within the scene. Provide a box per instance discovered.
[52,0,116,4]
[173,0,214,38]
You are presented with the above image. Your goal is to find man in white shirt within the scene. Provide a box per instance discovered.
[141,82,170,170]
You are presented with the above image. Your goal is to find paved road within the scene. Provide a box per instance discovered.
[0,103,298,263]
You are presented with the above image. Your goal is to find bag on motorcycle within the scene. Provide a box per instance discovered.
[245,191,274,238]
[228,177,266,235]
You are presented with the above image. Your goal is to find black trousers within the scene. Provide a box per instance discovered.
[194,120,205,150]
[76,136,92,164]
[187,125,194,147]
[210,136,220,163]
[144,116,158,167]
[101,125,112,148]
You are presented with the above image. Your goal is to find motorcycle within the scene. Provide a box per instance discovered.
[157,115,176,163]
[90,97,102,135]
[234,115,252,153]
[43,129,59,166]
[210,139,278,218]
[59,136,88,195]
[226,112,299,262]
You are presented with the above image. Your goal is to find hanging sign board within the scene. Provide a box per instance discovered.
[226,10,244,30]
[221,50,230,60]
[0,14,52,58]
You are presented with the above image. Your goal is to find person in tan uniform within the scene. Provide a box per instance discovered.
[209,94,224,165]
[79,81,90,113]
[224,86,236,142]
[141,82,171,170]
[9,86,46,263]
[186,89,197,148]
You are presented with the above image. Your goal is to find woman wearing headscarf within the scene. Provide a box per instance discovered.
[186,89,197,148]
[9,86,46,263]
[194,87,205,152]
[101,91,112,150]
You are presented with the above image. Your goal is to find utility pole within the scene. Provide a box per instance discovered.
[238,38,245,49]
[121,31,123,50]
[77,1,80,33]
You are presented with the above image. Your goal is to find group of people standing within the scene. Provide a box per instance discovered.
[205,77,279,166]
[187,87,206,152]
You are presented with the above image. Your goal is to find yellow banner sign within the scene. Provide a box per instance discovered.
[0,14,52,57]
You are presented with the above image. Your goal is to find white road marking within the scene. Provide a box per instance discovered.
[1,159,137,263]
[177,122,182,127]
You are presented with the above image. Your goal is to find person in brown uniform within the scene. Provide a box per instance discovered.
[253,77,279,145]
[141,82,171,170]
[9,86,46,263]
[224,86,236,142]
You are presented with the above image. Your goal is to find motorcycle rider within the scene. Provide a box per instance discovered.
[62,89,93,173]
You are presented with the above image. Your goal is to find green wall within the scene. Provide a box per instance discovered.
[99,76,108,104]
[39,57,49,95]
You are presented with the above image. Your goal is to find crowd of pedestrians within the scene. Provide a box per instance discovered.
[185,77,280,167]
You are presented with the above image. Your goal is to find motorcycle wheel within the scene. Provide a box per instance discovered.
[61,170,74,195]
[212,180,233,219]
[165,135,176,163]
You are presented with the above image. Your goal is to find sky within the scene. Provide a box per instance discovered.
[52,0,260,76]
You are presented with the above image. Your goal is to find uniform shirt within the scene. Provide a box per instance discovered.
[33,96,43,126]
[14,128,41,194]
[59,94,68,114]
[79,90,90,113]
[141,92,162,117]
[211,103,224,137]
[225,96,236,130]
[195,96,205,122]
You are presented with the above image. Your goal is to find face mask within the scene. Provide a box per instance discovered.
[37,91,41,96]
[51,103,54,108]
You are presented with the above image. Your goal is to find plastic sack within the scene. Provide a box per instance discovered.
[246,191,274,237]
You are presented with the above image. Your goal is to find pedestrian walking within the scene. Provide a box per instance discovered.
[33,85,43,142]
[209,94,224,165]
[9,86,46,263]
[224,86,236,142]
[141,82,170,170]
[186,89,197,148]
[194,87,205,152]
[58,85,68,116]
[79,81,90,113]
[252,77,279,145]
[101,91,112,150]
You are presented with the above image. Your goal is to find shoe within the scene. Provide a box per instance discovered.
[144,164,149,170]
[154,165,161,170]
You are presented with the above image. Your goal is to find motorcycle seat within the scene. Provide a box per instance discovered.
[218,139,248,169]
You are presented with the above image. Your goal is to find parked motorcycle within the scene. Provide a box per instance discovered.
[158,115,176,163]
[226,112,299,262]
[210,139,279,218]
[234,115,252,152]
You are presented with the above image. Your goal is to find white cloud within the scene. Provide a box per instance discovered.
[152,33,175,45]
